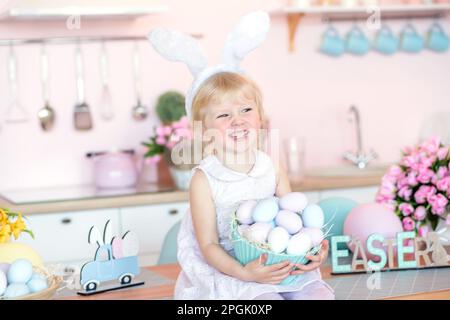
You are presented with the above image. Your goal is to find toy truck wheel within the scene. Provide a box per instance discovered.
[119,274,133,285]
[84,281,98,291]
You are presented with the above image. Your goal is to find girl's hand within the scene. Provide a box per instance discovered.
[242,253,293,285]
[290,239,329,275]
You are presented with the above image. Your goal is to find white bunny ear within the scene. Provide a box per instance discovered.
[148,27,208,77]
[222,11,270,70]
[88,226,103,246]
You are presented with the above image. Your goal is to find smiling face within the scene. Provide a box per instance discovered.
[191,72,265,159]
[203,96,262,155]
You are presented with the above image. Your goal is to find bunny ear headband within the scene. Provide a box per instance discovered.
[148,11,270,121]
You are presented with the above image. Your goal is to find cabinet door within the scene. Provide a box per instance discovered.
[19,209,120,265]
[120,202,189,262]
[319,186,379,204]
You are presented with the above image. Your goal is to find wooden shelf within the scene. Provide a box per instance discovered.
[270,4,450,52]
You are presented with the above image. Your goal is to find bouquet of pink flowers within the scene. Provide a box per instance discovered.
[376,136,450,236]
[142,116,193,165]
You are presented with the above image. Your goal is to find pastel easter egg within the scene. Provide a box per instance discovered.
[268,227,290,254]
[275,210,303,234]
[237,224,250,237]
[3,283,30,298]
[0,270,7,296]
[0,263,10,274]
[302,204,325,228]
[236,200,257,224]
[30,272,47,282]
[302,228,324,246]
[286,232,313,256]
[7,259,33,284]
[245,222,273,244]
[252,198,279,223]
[279,192,308,213]
[27,277,48,293]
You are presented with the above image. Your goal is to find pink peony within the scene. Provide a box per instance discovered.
[447,215,450,225]
[436,177,450,192]
[436,166,448,179]
[437,147,449,160]
[414,206,427,221]
[399,203,414,216]
[398,186,412,201]
[406,172,418,187]
[402,217,415,231]
[420,136,440,155]
[417,169,434,184]
[431,205,445,216]
[414,185,436,204]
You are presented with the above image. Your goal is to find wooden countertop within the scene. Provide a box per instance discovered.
[0,175,382,215]
[58,263,450,300]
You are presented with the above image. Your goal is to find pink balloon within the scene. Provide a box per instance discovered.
[343,203,403,261]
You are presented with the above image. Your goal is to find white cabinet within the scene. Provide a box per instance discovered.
[120,202,189,265]
[318,186,379,204]
[20,209,120,265]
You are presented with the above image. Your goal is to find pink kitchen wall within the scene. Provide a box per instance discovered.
[0,0,449,191]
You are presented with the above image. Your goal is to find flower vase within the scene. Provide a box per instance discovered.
[0,242,44,268]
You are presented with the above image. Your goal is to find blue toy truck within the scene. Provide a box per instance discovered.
[80,244,140,291]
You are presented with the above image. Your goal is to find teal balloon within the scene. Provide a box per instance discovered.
[318,197,358,246]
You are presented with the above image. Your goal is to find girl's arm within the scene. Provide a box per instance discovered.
[190,170,292,284]
[274,161,292,197]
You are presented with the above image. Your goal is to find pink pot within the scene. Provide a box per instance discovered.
[89,150,138,189]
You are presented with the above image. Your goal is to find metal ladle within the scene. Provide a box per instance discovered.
[37,45,55,131]
[131,43,148,121]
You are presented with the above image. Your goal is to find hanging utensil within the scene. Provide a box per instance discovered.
[99,41,114,121]
[37,45,56,131]
[5,44,28,123]
[131,42,148,121]
[73,43,93,131]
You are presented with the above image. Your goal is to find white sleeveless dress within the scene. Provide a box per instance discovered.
[174,149,334,300]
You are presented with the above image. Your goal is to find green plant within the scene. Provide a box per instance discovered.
[155,91,186,125]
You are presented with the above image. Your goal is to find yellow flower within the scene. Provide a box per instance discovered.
[0,223,11,243]
[0,209,8,225]
[11,214,26,240]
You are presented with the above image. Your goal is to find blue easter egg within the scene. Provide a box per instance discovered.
[302,204,325,228]
[27,277,48,293]
[3,283,30,298]
[252,198,279,223]
[7,259,33,284]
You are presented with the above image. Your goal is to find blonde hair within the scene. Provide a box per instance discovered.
[191,72,266,127]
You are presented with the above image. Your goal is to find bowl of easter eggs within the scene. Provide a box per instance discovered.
[231,192,328,285]
[0,259,62,300]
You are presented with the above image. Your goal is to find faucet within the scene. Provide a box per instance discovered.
[343,105,378,169]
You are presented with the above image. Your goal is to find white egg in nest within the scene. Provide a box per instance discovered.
[236,200,257,224]
[279,192,308,213]
[301,227,324,246]
[302,204,325,228]
[275,210,303,234]
[245,222,273,244]
[286,232,313,256]
[267,227,290,254]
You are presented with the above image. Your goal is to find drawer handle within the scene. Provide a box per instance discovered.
[168,209,179,215]
[61,218,72,224]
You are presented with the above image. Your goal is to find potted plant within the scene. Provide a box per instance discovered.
[376,136,450,244]
[0,208,43,268]
[142,91,194,190]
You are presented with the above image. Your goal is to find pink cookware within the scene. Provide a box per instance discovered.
[87,149,138,189]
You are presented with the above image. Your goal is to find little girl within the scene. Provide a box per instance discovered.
[174,72,334,300]
[148,11,334,300]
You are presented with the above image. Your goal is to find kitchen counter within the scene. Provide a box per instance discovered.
[57,263,450,300]
[0,175,382,215]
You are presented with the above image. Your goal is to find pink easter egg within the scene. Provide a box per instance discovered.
[343,203,403,261]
